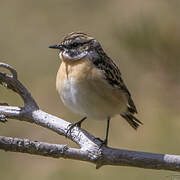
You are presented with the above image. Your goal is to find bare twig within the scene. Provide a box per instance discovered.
[0,136,90,161]
[0,62,38,110]
[0,62,180,172]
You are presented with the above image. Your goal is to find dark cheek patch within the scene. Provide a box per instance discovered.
[64,49,88,60]
[68,49,80,57]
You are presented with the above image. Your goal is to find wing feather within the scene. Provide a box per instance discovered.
[88,44,137,114]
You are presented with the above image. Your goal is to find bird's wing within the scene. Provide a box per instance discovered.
[88,46,137,114]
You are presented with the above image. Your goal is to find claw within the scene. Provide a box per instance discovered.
[66,123,78,137]
[95,137,108,148]
[66,117,87,137]
[100,139,107,147]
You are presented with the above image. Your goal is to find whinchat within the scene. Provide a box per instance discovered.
[49,32,142,146]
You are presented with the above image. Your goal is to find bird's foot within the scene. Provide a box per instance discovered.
[95,137,108,148]
[66,117,87,137]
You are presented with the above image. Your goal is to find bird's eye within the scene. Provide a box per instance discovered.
[72,42,79,48]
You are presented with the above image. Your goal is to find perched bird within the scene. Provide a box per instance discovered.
[49,32,142,146]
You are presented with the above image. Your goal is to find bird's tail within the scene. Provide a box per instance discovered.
[121,113,143,130]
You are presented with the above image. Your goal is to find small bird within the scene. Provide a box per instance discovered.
[49,32,142,146]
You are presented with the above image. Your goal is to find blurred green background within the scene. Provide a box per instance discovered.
[0,0,180,179]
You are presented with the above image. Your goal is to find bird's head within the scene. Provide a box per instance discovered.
[49,32,98,61]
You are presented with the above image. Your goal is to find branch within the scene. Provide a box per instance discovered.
[0,136,90,161]
[0,62,180,172]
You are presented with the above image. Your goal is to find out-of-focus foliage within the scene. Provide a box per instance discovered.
[0,0,180,179]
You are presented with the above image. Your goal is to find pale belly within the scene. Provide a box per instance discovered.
[59,77,127,120]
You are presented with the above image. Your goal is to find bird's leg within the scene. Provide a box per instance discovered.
[66,117,87,136]
[99,117,110,147]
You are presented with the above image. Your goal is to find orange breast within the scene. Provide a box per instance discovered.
[56,56,128,119]
[56,56,106,92]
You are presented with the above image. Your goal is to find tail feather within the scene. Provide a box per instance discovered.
[121,114,143,130]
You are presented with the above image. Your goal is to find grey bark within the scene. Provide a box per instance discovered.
[0,62,180,171]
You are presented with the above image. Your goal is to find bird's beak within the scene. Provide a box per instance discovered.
[49,44,64,50]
